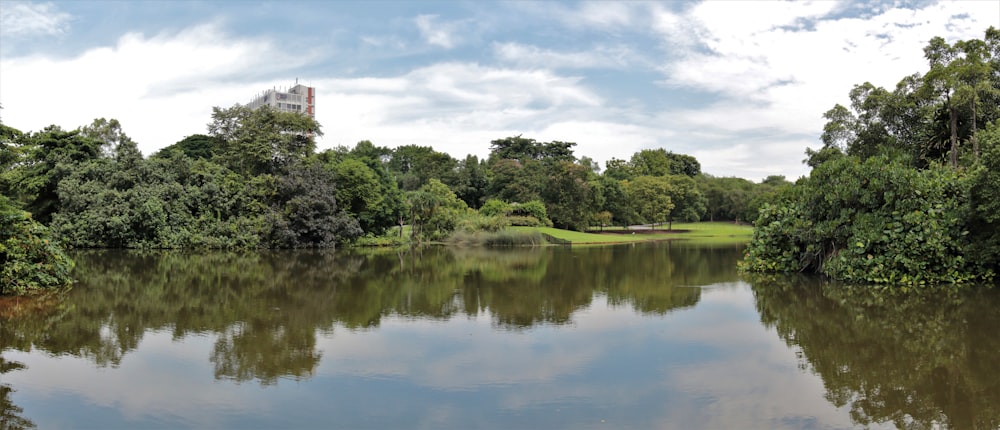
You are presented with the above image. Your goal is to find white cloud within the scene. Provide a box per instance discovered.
[2,0,997,182]
[649,0,999,179]
[415,14,458,49]
[0,1,71,37]
[573,1,638,30]
[0,23,316,155]
[493,42,636,69]
[313,62,604,156]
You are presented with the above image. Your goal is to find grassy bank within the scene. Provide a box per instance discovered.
[352,222,752,247]
[515,222,753,245]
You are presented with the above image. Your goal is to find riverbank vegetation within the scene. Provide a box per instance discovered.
[743,27,1000,287]
[2,103,781,294]
[0,195,74,295]
[1,109,780,253]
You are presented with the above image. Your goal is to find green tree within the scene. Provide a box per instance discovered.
[921,36,965,167]
[78,117,135,158]
[629,149,674,177]
[0,124,26,197]
[387,144,458,191]
[328,157,400,235]
[744,154,981,285]
[625,176,674,229]
[1,195,74,295]
[663,174,705,230]
[954,35,1000,159]
[603,157,634,181]
[478,198,512,217]
[453,154,489,208]
[487,158,544,203]
[4,126,102,224]
[542,161,598,231]
[266,161,362,248]
[153,134,223,160]
[208,105,322,176]
[406,179,469,240]
[696,175,757,223]
[596,176,634,227]
[966,121,1000,273]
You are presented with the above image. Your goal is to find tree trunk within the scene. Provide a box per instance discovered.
[949,104,959,168]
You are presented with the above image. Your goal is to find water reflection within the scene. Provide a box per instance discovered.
[1,242,738,387]
[2,356,35,429]
[749,275,1000,430]
[7,243,999,429]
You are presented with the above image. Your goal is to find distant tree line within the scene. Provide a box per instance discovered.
[1,104,787,255]
[743,27,1000,287]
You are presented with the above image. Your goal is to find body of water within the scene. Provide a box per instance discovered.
[2,242,998,429]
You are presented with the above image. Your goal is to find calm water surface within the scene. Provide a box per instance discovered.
[2,242,998,429]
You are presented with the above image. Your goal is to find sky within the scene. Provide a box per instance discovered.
[1,1,997,181]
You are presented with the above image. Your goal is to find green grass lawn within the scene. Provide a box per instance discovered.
[514,222,753,245]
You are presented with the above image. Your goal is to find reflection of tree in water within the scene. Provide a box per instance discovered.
[2,244,744,386]
[750,275,1000,430]
[597,242,742,314]
[211,319,320,385]
[0,296,58,430]
[1,357,35,429]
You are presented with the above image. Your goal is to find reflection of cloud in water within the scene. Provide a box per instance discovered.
[3,279,894,429]
[3,331,268,427]
[659,285,886,430]
[317,308,622,389]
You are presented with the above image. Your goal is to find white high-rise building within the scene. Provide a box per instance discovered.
[247,82,315,118]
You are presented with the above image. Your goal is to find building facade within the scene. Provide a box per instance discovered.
[247,83,315,118]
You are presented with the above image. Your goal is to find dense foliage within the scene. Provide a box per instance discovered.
[1,195,74,295]
[744,27,1000,287]
[2,81,791,262]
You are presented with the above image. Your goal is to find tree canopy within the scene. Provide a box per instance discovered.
[745,26,1000,287]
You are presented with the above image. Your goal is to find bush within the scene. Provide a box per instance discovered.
[478,199,511,217]
[458,213,511,233]
[353,232,410,247]
[513,200,549,221]
[1,197,75,295]
[742,154,989,287]
[448,229,545,246]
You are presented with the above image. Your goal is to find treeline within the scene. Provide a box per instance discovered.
[743,27,1000,286]
[1,104,785,253]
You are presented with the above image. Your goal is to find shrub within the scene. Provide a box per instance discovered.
[478,199,511,217]
[458,213,511,233]
[742,154,989,287]
[448,229,544,246]
[513,200,549,221]
[1,197,75,295]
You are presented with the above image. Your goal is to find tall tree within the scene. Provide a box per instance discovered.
[663,174,706,230]
[406,179,468,240]
[78,118,135,158]
[625,176,674,229]
[954,36,999,159]
[208,105,322,176]
[327,157,401,235]
[5,126,102,223]
[453,154,489,209]
[542,161,597,231]
[267,161,361,248]
[921,36,962,167]
[387,144,458,191]
[154,134,223,160]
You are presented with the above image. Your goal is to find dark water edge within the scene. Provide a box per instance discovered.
[2,243,999,429]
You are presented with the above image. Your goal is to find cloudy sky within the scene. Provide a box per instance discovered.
[1,1,997,180]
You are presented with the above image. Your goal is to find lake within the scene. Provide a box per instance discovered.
[2,242,999,429]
